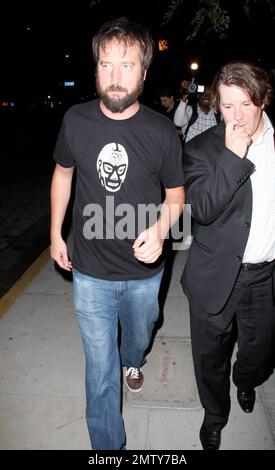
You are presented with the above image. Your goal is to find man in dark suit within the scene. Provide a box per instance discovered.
[181,61,275,450]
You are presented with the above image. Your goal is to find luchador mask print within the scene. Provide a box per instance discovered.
[96,143,128,192]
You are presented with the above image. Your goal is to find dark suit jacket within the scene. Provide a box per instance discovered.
[181,121,255,314]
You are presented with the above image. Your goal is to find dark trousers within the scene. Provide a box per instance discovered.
[189,261,275,431]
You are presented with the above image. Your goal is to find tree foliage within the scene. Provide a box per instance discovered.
[90,0,274,41]
[162,0,274,40]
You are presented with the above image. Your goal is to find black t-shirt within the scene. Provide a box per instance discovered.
[53,99,184,280]
[158,103,178,122]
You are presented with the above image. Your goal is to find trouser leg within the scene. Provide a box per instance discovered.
[233,264,275,391]
[189,301,235,431]
[119,269,163,368]
[73,271,126,450]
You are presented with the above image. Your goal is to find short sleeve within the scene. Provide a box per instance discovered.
[53,117,75,168]
[159,123,184,188]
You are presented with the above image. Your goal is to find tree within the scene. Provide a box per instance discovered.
[162,0,274,40]
[90,0,275,41]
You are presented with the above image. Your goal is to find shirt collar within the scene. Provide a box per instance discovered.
[252,111,273,146]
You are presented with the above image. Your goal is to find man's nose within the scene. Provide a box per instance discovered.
[233,107,243,121]
[111,67,122,86]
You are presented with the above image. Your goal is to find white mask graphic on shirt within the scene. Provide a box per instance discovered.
[97,143,128,192]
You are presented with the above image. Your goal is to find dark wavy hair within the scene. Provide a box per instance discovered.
[211,61,273,112]
[92,17,154,75]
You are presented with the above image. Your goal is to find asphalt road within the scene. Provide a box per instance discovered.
[0,107,63,298]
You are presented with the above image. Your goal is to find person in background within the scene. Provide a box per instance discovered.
[181,61,274,450]
[157,87,178,121]
[157,87,183,137]
[50,17,184,450]
[174,81,220,142]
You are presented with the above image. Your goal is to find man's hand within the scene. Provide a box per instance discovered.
[50,236,72,271]
[225,120,252,159]
[133,186,184,264]
[133,224,163,264]
[180,80,189,102]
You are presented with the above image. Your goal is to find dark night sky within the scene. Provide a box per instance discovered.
[1,1,274,100]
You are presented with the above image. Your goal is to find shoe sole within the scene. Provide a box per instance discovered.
[125,382,144,393]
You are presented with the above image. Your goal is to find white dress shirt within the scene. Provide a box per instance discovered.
[243,112,275,263]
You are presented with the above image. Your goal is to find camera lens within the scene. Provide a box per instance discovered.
[187,82,198,94]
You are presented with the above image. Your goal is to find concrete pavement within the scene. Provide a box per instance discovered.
[0,245,274,450]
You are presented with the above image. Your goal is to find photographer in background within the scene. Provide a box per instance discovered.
[174,80,220,143]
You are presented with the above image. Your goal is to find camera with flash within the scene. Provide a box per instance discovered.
[181,78,204,95]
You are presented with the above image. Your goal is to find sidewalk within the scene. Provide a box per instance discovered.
[0,247,274,450]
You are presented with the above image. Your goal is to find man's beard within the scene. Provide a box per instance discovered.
[96,77,144,113]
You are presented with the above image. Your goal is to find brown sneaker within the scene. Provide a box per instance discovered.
[125,367,144,393]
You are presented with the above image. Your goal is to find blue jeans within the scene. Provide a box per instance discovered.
[73,269,163,450]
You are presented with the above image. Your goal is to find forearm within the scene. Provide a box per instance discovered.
[173,100,189,128]
[157,187,185,239]
[50,164,74,241]
[185,148,254,224]
[133,187,184,264]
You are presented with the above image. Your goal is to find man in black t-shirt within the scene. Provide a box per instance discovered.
[157,87,178,121]
[156,87,182,137]
[50,17,184,450]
